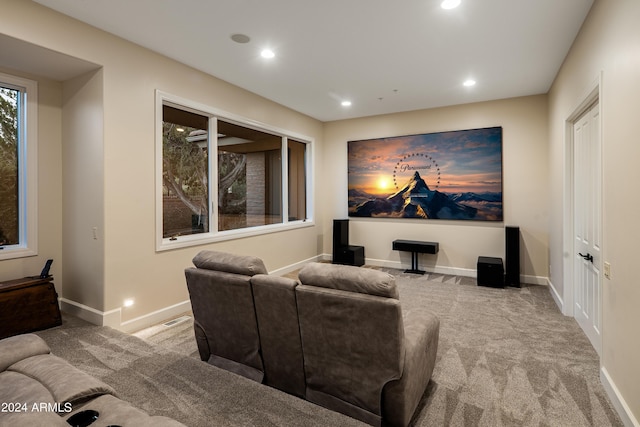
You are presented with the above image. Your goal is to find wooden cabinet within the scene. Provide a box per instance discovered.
[0,277,62,339]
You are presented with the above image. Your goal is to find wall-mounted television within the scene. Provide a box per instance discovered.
[348,126,503,221]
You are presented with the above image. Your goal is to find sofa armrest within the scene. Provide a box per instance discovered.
[184,267,264,380]
[65,393,186,426]
[382,309,440,427]
[0,334,50,372]
[1,410,70,427]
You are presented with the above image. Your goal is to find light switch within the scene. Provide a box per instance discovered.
[604,262,611,279]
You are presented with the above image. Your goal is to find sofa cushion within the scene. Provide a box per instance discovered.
[192,250,268,276]
[298,263,398,299]
[8,354,116,404]
[0,371,56,408]
[0,333,50,372]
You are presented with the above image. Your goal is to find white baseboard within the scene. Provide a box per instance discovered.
[363,257,548,285]
[60,255,550,334]
[601,367,640,427]
[119,300,192,333]
[59,298,121,329]
[547,278,564,313]
[521,274,549,286]
[60,297,192,333]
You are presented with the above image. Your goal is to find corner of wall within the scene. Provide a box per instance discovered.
[601,367,640,427]
[547,278,564,313]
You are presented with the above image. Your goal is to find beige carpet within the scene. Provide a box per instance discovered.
[135,267,623,426]
[37,315,364,427]
[37,267,623,426]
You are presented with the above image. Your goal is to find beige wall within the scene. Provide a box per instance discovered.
[2,0,638,422]
[323,95,549,280]
[61,69,105,309]
[548,0,640,422]
[0,0,324,322]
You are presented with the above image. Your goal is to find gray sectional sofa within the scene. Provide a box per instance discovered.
[0,333,185,427]
[185,250,440,427]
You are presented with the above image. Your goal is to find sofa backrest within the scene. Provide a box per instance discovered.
[192,250,268,276]
[185,250,265,382]
[297,262,398,298]
[295,263,405,425]
[0,334,50,372]
[251,274,306,398]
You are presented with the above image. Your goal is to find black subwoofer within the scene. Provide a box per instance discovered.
[477,256,504,288]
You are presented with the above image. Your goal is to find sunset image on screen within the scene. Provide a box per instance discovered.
[347,127,503,221]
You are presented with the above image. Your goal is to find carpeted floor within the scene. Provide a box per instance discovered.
[35,315,363,427]
[36,268,623,427]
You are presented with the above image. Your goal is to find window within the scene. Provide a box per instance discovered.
[162,105,209,239]
[0,73,37,260]
[157,92,312,250]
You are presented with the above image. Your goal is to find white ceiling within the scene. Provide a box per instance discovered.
[33,0,594,122]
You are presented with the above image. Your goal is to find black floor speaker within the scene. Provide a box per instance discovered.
[332,219,365,266]
[333,219,349,256]
[505,226,520,287]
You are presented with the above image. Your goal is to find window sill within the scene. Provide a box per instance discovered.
[0,247,38,261]
[156,219,314,252]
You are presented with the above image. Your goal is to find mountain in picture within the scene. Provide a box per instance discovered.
[350,171,502,220]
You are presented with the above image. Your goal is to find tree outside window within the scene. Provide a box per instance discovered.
[162,106,209,238]
[0,86,19,246]
[158,93,311,249]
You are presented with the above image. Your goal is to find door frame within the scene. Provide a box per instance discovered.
[562,73,602,328]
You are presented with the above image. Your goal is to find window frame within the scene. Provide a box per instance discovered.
[0,73,38,260]
[155,90,314,252]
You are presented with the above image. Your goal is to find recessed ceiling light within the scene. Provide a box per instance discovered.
[463,79,476,87]
[230,33,251,44]
[261,49,275,59]
[441,0,461,9]
[341,100,352,107]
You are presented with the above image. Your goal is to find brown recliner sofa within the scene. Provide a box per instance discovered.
[184,250,269,382]
[296,262,440,427]
[185,251,439,427]
[184,250,306,397]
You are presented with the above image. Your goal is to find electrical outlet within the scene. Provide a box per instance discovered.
[604,262,611,279]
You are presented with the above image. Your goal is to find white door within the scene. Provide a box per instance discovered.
[573,101,602,355]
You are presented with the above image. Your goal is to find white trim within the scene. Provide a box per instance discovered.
[59,298,121,328]
[601,367,640,427]
[547,278,564,312]
[60,297,193,333]
[363,257,549,285]
[269,254,325,276]
[562,73,602,317]
[158,220,315,251]
[0,73,38,260]
[281,137,290,224]
[119,300,192,333]
[155,90,315,252]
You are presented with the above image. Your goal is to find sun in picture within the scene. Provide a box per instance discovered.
[377,177,391,191]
